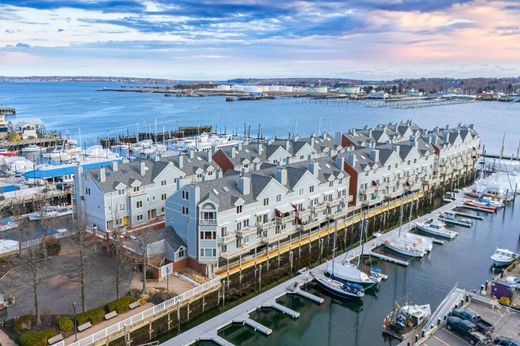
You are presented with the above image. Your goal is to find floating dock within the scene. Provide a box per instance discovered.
[452,209,485,220]
[263,302,300,318]
[287,287,324,304]
[368,249,410,267]
[232,318,272,335]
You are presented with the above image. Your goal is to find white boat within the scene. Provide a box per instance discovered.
[168,133,242,153]
[28,205,73,221]
[384,303,431,335]
[326,261,380,288]
[490,248,518,266]
[383,236,427,257]
[416,218,458,239]
[21,144,43,153]
[438,211,473,227]
[42,149,72,161]
[0,217,18,232]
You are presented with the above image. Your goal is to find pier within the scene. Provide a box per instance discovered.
[262,302,300,318]
[232,317,273,335]
[0,106,16,115]
[452,210,485,220]
[367,249,410,266]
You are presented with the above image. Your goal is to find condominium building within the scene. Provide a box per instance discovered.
[74,152,222,231]
[165,156,350,276]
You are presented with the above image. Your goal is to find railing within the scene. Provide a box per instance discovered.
[199,219,217,226]
[61,278,221,346]
[256,220,276,231]
[327,199,340,208]
[218,233,236,244]
[295,209,310,218]
[236,227,256,238]
[311,203,327,212]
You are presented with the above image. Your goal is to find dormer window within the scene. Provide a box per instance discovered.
[236,205,243,214]
[118,189,124,196]
[133,186,140,193]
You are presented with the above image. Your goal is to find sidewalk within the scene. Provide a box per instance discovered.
[62,302,154,345]
[0,329,17,346]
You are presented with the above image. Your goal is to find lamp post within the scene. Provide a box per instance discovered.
[166,266,170,292]
[72,302,78,341]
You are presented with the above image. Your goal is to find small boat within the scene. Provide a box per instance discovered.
[0,217,18,232]
[479,197,503,208]
[0,148,17,157]
[42,149,72,161]
[383,303,431,339]
[491,248,518,266]
[416,218,458,239]
[383,237,427,257]
[21,144,43,153]
[326,261,380,288]
[312,271,365,299]
[28,205,73,221]
[463,199,497,213]
[438,211,473,227]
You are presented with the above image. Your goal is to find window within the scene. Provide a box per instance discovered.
[137,214,143,221]
[201,231,216,240]
[161,193,167,201]
[118,189,124,196]
[388,165,391,171]
[243,219,249,227]
[182,190,189,200]
[220,226,228,237]
[299,188,304,196]
[221,245,227,253]
[133,186,140,192]
[339,178,343,185]
[182,206,189,215]
[119,203,125,211]
[236,205,242,214]
[85,187,91,195]
[236,222,242,231]
[329,181,334,187]
[178,248,185,258]
[309,185,315,193]
[161,180,167,186]
[136,201,143,208]
[263,198,269,206]
[276,194,282,202]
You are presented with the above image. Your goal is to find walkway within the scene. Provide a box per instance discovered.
[0,329,17,346]
[163,193,470,345]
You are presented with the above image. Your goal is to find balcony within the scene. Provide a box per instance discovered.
[311,203,327,213]
[256,220,276,231]
[298,218,324,231]
[276,214,295,224]
[329,208,349,220]
[200,219,217,226]
[236,226,256,238]
[262,232,287,244]
[295,209,310,218]
[218,233,236,244]
[327,199,340,208]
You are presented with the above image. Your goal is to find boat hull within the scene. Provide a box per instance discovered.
[383,241,425,257]
[314,277,364,299]
[416,225,457,239]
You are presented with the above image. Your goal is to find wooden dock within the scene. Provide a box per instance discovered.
[453,210,485,220]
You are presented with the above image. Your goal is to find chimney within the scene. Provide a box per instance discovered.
[112,160,118,172]
[369,149,379,162]
[140,161,146,176]
[178,155,184,169]
[275,167,287,185]
[334,131,342,145]
[395,144,401,157]
[285,140,290,151]
[310,136,315,148]
[335,156,345,170]
[211,145,217,155]
[257,143,263,155]
[368,129,373,138]
[238,142,243,151]
[207,150,212,163]
[308,161,319,177]
[237,175,251,195]
[99,167,106,182]
[231,147,236,158]
[189,150,195,159]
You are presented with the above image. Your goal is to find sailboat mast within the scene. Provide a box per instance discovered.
[332,221,337,275]
[408,193,414,223]
[358,212,365,268]
[398,192,404,237]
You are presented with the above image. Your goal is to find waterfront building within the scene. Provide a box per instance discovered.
[165,156,350,276]
[75,152,222,231]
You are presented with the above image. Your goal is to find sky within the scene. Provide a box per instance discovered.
[0,0,519,80]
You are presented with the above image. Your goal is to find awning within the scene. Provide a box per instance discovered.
[276,204,294,214]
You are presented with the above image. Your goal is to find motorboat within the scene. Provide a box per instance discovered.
[312,271,365,299]
[0,217,18,232]
[383,303,431,337]
[28,205,73,221]
[438,211,473,227]
[326,261,380,288]
[383,237,427,257]
[21,144,43,153]
[478,197,503,208]
[463,199,497,213]
[42,149,72,161]
[490,248,518,267]
[416,218,458,239]
[0,149,17,157]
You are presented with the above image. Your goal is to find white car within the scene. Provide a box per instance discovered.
[506,276,520,289]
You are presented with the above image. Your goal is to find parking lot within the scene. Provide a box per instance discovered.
[423,299,520,346]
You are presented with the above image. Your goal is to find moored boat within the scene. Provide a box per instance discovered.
[326,261,380,288]
[383,237,427,257]
[383,303,431,339]
[463,199,497,213]
[416,218,458,239]
[21,144,43,153]
[438,211,473,227]
[0,217,18,232]
[0,148,17,157]
[312,271,365,299]
[490,248,518,266]
[28,205,73,221]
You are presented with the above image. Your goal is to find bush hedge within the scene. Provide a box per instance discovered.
[17,329,56,346]
[107,295,136,314]
[76,308,105,325]
[45,237,61,256]
[57,315,74,332]
[13,315,32,333]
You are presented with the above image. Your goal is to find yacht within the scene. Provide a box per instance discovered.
[326,261,380,288]
[383,235,428,257]
[416,218,458,239]
[21,144,43,153]
[28,205,73,221]
[312,271,365,299]
[42,148,72,161]
[167,133,242,153]
[490,248,518,267]
[0,148,17,157]
[438,211,473,227]
[463,199,497,213]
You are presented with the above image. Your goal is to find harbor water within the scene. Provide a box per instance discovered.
[218,202,520,346]
[1,82,519,154]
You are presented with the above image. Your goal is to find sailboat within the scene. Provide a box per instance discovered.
[326,214,382,288]
[312,223,365,299]
[383,192,432,257]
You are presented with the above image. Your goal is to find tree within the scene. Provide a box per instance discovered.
[72,215,92,313]
[19,245,43,325]
[111,228,126,300]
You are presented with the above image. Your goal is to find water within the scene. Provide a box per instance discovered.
[1,82,519,154]
[218,203,520,346]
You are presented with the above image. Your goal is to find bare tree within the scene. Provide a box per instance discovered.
[111,228,126,300]
[139,232,153,294]
[19,245,43,325]
[71,215,92,313]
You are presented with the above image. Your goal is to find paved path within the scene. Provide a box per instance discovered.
[163,194,469,345]
[0,329,17,346]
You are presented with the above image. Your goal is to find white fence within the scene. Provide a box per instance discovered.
[55,277,221,346]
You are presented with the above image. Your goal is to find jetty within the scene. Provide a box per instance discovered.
[0,106,15,115]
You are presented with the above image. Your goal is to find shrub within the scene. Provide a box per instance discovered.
[17,329,56,346]
[13,315,32,333]
[76,308,105,325]
[57,315,73,332]
[146,270,155,280]
[45,237,61,256]
[107,295,136,314]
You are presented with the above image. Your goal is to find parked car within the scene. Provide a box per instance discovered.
[451,308,495,334]
[505,276,520,289]
[494,336,520,346]
[446,316,490,345]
